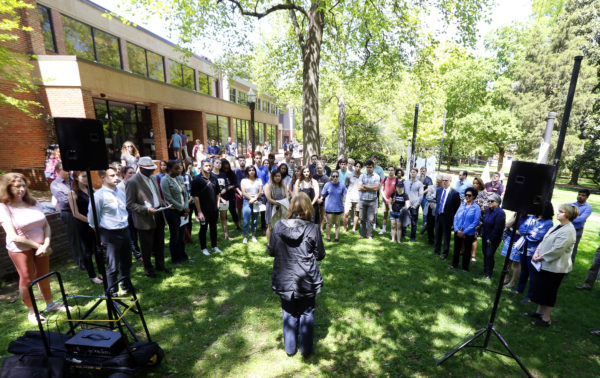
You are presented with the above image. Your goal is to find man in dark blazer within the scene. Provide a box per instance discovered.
[434,173,461,260]
[126,157,171,278]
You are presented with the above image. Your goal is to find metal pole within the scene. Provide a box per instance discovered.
[549,56,583,197]
[438,109,447,173]
[249,102,256,157]
[537,112,556,164]
[410,103,419,168]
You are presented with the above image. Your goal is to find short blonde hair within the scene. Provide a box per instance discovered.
[559,203,579,221]
[288,192,313,221]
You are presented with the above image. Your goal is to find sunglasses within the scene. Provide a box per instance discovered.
[331,175,339,178]
[465,194,473,197]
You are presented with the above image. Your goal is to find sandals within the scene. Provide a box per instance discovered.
[531,319,551,327]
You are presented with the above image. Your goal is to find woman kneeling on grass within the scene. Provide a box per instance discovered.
[268,193,325,357]
[526,203,577,327]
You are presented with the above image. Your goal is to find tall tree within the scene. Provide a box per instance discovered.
[123,0,490,161]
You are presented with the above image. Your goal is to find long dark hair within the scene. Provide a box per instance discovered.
[221,158,236,182]
[278,163,289,179]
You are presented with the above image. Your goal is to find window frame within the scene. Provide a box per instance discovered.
[38,5,57,53]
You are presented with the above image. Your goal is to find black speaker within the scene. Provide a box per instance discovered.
[502,161,555,214]
[54,118,108,171]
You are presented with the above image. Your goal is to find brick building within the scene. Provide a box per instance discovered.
[1,0,285,186]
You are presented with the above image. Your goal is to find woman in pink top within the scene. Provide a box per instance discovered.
[0,173,65,324]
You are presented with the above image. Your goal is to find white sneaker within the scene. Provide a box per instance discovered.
[212,247,223,253]
[379,227,386,235]
[201,249,211,256]
[47,304,72,312]
[243,237,248,244]
[373,224,377,231]
[28,312,46,325]
[251,236,257,242]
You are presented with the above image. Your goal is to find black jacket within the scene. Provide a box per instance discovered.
[268,218,325,301]
[435,187,461,219]
[482,207,506,245]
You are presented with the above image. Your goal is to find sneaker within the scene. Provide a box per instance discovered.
[378,228,386,235]
[483,276,490,283]
[28,312,46,325]
[243,237,248,244]
[202,249,211,256]
[212,247,223,253]
[47,304,72,312]
[251,236,257,242]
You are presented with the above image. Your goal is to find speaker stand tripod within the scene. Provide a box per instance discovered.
[436,213,533,377]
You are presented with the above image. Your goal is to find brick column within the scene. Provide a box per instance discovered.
[151,103,168,160]
[200,111,207,147]
[21,1,46,55]
[119,39,129,71]
[82,90,96,119]
[49,8,66,55]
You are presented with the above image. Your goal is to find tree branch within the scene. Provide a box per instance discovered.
[220,0,308,20]
[288,8,305,48]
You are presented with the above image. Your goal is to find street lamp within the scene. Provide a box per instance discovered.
[247,88,256,157]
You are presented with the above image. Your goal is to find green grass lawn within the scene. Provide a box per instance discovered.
[1,186,600,376]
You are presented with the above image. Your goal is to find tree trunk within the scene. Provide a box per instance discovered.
[569,165,581,185]
[300,3,324,163]
[337,95,346,160]
[497,146,505,173]
[446,140,453,171]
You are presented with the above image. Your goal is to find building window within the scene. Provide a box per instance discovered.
[169,60,195,90]
[198,73,212,96]
[38,5,56,52]
[238,91,247,106]
[62,15,121,68]
[255,122,264,145]
[268,124,276,147]
[183,65,195,90]
[206,114,230,147]
[235,118,248,155]
[127,42,147,76]
[169,60,183,87]
[146,50,165,82]
[62,15,94,60]
[230,88,237,103]
[93,99,154,162]
[93,29,121,69]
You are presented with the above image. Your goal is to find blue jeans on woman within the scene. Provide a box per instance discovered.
[242,199,258,237]
[281,296,315,356]
[517,253,537,299]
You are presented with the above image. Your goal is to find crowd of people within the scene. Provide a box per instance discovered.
[1,142,597,349]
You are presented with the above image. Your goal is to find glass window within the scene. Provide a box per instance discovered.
[62,15,94,60]
[146,50,165,82]
[169,60,183,87]
[38,5,56,52]
[93,99,154,162]
[238,91,247,106]
[93,29,121,69]
[127,42,147,76]
[183,65,195,90]
[198,73,210,95]
[230,88,236,103]
[235,118,248,155]
[218,116,229,146]
[206,114,218,144]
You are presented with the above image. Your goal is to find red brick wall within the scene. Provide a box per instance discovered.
[45,87,87,118]
[151,103,168,160]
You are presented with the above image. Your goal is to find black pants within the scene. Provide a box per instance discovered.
[199,212,218,249]
[452,232,475,271]
[137,214,166,274]
[426,210,435,244]
[126,210,142,260]
[99,228,132,294]
[60,210,82,269]
[434,214,453,255]
[225,198,239,224]
[482,240,500,278]
[409,207,419,239]
[74,219,97,279]
[164,209,189,264]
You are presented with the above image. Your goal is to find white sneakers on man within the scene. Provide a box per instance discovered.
[379,226,386,235]
[251,236,257,242]
[212,247,223,253]
[201,249,211,256]
[243,237,248,244]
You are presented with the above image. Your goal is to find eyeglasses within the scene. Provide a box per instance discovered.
[331,175,339,178]
[465,194,473,197]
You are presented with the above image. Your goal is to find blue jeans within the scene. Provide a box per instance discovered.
[420,197,429,225]
[242,199,258,237]
[409,207,419,240]
[517,254,537,299]
[281,296,315,356]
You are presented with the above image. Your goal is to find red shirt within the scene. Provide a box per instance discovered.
[381,176,397,199]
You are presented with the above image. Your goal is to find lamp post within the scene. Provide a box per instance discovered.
[247,88,256,157]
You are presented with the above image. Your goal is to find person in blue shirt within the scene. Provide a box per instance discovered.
[89,167,133,296]
[481,193,506,282]
[254,151,270,232]
[500,211,529,288]
[514,203,554,301]
[451,187,481,271]
[321,172,347,242]
[206,139,221,160]
[168,129,182,160]
[455,170,472,200]
[570,189,593,264]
